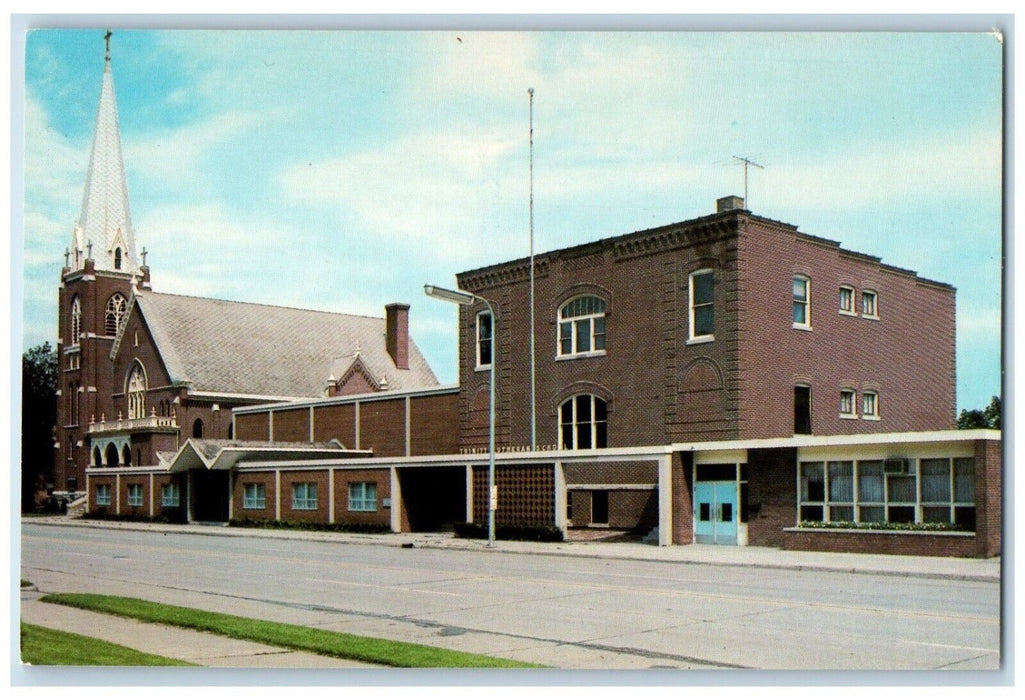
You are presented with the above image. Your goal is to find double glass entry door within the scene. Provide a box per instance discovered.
[694,481,738,545]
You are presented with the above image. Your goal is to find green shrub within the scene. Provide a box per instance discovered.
[454,521,564,542]
[228,518,390,534]
[798,520,972,532]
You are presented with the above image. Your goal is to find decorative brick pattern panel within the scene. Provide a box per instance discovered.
[783,529,977,558]
[473,464,553,527]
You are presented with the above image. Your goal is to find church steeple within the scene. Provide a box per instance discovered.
[71,30,137,274]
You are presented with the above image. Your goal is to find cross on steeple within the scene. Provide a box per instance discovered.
[141,247,148,265]
[64,248,70,267]
[86,240,93,259]
[104,30,112,62]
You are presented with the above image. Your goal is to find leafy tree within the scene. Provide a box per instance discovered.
[22,343,57,511]
[957,395,1001,430]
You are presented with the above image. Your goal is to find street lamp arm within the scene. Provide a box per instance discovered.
[424,282,497,548]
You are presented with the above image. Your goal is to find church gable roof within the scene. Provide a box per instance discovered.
[132,291,438,399]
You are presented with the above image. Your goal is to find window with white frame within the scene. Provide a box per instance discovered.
[105,293,127,336]
[798,458,975,528]
[292,483,318,511]
[840,389,857,418]
[688,270,714,341]
[839,286,856,315]
[127,483,143,507]
[861,290,878,318]
[70,296,82,346]
[559,395,608,449]
[95,484,111,506]
[161,483,180,507]
[476,311,492,368]
[558,296,607,356]
[127,364,147,420]
[793,276,811,328]
[348,482,378,512]
[243,483,266,509]
[862,391,879,419]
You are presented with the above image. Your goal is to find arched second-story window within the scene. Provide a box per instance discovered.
[105,293,127,336]
[193,418,204,439]
[559,395,608,450]
[558,296,607,357]
[70,296,82,346]
[114,247,123,270]
[127,363,147,420]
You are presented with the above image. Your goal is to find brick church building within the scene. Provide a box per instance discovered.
[62,39,1000,557]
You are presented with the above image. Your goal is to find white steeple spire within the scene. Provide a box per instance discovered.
[71,30,137,274]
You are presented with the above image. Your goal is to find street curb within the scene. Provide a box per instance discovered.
[21,517,1000,584]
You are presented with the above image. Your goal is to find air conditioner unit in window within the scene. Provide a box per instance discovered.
[883,458,910,475]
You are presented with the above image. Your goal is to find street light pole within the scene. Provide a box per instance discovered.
[424,284,497,547]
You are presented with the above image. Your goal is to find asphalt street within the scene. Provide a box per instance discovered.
[19,522,1001,672]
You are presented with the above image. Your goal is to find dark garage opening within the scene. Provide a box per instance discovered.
[190,469,230,522]
[398,466,466,532]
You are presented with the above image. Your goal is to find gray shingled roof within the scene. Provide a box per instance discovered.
[133,291,438,399]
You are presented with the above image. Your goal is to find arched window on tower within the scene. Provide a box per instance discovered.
[70,296,82,346]
[127,364,147,420]
[193,418,204,439]
[114,247,122,270]
[559,395,609,450]
[105,294,127,336]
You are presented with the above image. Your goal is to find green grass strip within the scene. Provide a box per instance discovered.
[41,593,542,668]
[20,622,195,666]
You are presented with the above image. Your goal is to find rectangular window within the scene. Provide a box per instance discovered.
[840,389,856,417]
[292,482,318,511]
[794,385,812,435]
[161,483,180,507]
[243,483,266,509]
[839,286,855,315]
[793,276,811,328]
[591,491,609,525]
[476,311,492,368]
[688,269,714,340]
[862,391,879,419]
[862,290,878,318]
[95,484,111,506]
[348,482,378,512]
[127,484,143,507]
[799,461,825,521]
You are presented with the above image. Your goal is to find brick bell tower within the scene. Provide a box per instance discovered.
[55,31,151,497]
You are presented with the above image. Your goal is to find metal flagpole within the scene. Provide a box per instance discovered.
[528,87,537,451]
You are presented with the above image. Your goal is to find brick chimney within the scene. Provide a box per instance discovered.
[716,195,746,213]
[385,303,410,370]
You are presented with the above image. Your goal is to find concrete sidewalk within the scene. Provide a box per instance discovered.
[19,594,376,668]
[22,515,1001,582]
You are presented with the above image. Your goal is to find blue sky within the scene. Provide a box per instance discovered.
[20,28,1003,411]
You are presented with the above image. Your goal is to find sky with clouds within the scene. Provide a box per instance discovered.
[20,28,1003,412]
